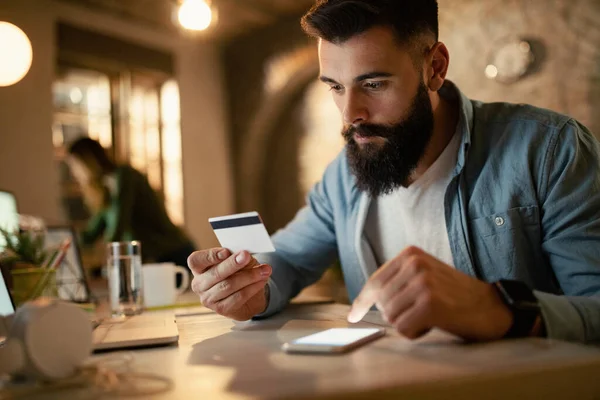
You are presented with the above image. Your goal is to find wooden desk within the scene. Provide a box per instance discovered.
[94,302,600,399]
[5,303,600,399]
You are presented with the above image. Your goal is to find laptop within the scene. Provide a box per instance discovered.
[46,228,179,351]
[0,274,15,345]
[91,312,179,351]
[0,189,19,344]
[0,261,16,318]
[0,189,178,351]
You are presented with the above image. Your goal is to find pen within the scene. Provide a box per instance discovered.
[27,239,71,300]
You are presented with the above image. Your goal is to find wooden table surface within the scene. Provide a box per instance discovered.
[4,298,600,399]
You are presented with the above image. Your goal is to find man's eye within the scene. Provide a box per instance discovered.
[364,81,385,90]
[329,85,343,93]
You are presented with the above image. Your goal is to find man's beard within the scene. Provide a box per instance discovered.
[343,81,434,197]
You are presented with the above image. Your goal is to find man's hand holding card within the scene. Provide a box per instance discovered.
[187,212,275,320]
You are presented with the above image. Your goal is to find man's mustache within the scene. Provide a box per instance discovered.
[343,124,394,140]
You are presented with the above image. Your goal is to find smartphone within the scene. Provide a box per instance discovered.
[282,328,386,354]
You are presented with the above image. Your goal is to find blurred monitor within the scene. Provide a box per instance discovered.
[0,190,19,252]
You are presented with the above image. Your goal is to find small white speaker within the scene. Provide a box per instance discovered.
[0,297,92,381]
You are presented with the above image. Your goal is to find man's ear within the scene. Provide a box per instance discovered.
[424,42,449,92]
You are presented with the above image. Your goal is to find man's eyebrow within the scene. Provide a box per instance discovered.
[319,76,339,85]
[319,72,393,85]
[355,72,393,82]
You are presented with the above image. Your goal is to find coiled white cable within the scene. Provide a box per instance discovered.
[1,353,173,399]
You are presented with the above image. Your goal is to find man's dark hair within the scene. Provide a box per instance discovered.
[301,0,438,46]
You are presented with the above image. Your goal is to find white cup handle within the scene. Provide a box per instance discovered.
[174,266,190,296]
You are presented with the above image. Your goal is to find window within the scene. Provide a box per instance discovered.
[52,68,113,228]
[52,68,184,230]
[160,80,184,225]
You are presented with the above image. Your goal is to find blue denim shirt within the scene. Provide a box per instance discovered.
[256,81,600,344]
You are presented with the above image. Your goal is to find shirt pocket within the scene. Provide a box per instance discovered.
[470,206,541,279]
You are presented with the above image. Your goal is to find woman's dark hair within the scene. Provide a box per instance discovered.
[68,137,116,176]
[301,0,438,46]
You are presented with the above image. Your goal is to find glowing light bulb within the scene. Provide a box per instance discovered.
[178,0,213,31]
[485,64,499,79]
[0,22,33,87]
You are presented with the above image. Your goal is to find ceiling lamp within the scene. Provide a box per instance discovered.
[178,0,214,31]
[0,22,33,87]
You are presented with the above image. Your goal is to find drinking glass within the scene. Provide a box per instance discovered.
[106,241,143,316]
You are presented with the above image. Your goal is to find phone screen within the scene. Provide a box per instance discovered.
[291,328,383,346]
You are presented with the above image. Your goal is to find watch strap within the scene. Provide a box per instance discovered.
[493,280,540,338]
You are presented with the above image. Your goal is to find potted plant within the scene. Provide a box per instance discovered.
[0,227,58,306]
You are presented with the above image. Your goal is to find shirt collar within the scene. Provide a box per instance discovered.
[438,80,473,173]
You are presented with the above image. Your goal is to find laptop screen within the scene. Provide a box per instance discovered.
[0,190,18,252]
[0,271,15,316]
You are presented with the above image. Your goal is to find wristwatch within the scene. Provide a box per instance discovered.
[493,279,543,338]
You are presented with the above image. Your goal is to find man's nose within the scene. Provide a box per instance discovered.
[342,90,369,125]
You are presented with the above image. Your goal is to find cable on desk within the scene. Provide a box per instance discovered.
[0,353,174,399]
[0,315,13,338]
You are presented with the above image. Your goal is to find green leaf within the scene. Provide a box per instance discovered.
[0,228,48,267]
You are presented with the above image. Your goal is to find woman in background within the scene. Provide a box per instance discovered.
[66,137,196,269]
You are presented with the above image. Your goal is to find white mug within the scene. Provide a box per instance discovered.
[142,263,190,308]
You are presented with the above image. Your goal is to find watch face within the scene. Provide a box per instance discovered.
[498,279,539,310]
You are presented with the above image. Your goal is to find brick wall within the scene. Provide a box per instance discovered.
[441,0,600,133]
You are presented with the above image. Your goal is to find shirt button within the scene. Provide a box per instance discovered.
[495,217,505,226]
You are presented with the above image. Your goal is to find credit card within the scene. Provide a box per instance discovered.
[208,211,276,254]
